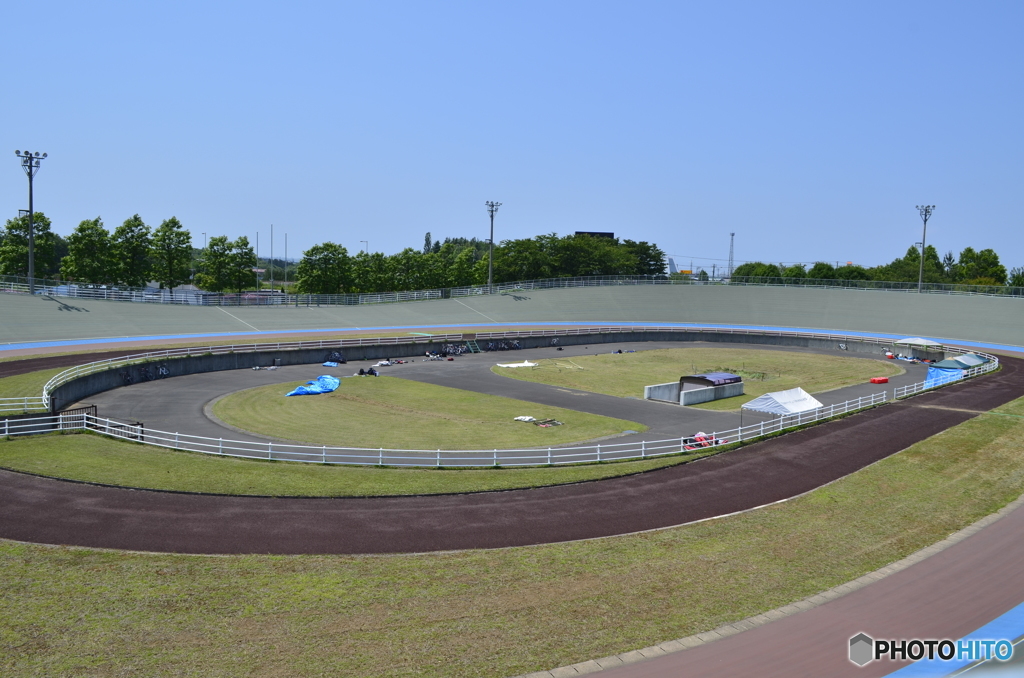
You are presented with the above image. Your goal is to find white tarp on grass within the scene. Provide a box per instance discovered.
[741,387,823,416]
[496,361,537,368]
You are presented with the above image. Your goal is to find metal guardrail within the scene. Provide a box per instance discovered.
[4,273,1023,308]
[2,332,1000,466]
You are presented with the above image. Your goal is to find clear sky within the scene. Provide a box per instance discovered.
[3,1,1022,271]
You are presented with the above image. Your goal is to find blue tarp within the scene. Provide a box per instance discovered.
[285,375,341,396]
[925,366,962,388]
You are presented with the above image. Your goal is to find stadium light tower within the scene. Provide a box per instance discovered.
[485,201,501,292]
[916,205,935,292]
[14,150,47,295]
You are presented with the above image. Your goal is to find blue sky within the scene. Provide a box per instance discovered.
[3,1,1022,272]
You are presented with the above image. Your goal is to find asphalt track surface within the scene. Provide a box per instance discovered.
[1,349,1020,555]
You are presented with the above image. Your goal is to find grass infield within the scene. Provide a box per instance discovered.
[0,432,697,496]
[2,398,1023,676]
[493,347,903,410]
[212,376,645,450]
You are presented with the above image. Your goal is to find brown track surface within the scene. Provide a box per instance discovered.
[0,349,144,378]
[1,355,1021,555]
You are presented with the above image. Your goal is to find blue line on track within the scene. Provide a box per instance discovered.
[3,321,1022,355]
[884,600,1024,676]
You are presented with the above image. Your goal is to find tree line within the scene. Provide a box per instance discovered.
[0,212,260,292]
[293,233,666,294]
[732,244,1024,288]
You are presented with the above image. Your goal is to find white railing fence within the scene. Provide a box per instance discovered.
[0,396,48,414]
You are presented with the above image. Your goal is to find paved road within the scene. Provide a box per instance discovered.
[0,354,1017,555]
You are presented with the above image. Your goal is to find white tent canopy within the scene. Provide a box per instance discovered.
[894,337,942,348]
[741,387,823,416]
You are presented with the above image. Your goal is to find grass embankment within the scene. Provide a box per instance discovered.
[0,433,694,496]
[0,368,65,413]
[212,376,644,449]
[494,347,903,411]
[3,398,1024,676]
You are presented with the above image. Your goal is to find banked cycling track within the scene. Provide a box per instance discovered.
[3,284,1024,676]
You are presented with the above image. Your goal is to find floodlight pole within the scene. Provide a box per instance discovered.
[485,201,501,292]
[14,150,47,295]
[915,205,935,292]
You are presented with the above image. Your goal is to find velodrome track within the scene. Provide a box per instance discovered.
[4,285,1024,677]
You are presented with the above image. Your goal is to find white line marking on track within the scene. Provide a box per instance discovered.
[216,307,260,331]
[452,298,498,323]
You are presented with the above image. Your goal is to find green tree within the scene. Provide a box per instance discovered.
[151,217,193,291]
[732,262,782,278]
[806,262,837,280]
[111,214,153,287]
[491,238,551,282]
[1008,267,1024,288]
[957,247,1006,284]
[61,218,113,283]
[834,264,871,281]
[0,212,58,278]
[445,246,477,287]
[550,234,637,277]
[296,242,352,294]
[195,236,233,292]
[228,236,257,292]
[781,264,806,279]
[621,240,666,275]
[351,251,392,293]
[870,246,943,283]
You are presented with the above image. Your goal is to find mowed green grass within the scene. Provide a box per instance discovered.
[3,398,1023,677]
[212,376,645,449]
[494,348,903,411]
[0,432,697,496]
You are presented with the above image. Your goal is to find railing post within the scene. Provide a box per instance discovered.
[219,438,223,455]
[323,446,326,463]
[547,447,552,464]
[174,432,179,449]
[268,441,273,460]
[437,449,440,467]
[493,449,497,466]
[760,421,764,437]
[379,448,383,466]
[597,444,602,462]
[641,440,645,458]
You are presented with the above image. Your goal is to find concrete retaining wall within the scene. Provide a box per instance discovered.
[644,382,680,402]
[680,382,746,406]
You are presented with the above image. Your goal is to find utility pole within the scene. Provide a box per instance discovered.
[284,233,288,287]
[916,205,935,292]
[728,233,735,280]
[485,201,501,291]
[256,231,259,290]
[360,240,368,253]
[14,150,47,294]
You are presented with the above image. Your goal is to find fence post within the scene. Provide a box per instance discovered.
[268,441,273,460]
[641,440,645,458]
[760,421,764,437]
[219,438,223,455]
[493,449,497,466]
[379,448,383,466]
[174,432,179,449]
[437,449,440,467]
[547,447,551,464]
[323,446,326,463]
[597,444,602,462]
